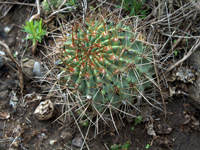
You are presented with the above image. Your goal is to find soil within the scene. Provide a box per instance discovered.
[0,1,200,150]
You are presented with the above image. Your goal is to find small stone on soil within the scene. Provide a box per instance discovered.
[49,139,57,145]
[4,27,11,33]
[71,137,83,147]
[33,61,43,77]
[60,131,73,141]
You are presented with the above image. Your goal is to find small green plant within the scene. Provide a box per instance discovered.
[89,6,95,10]
[21,19,47,46]
[173,40,178,56]
[115,0,149,18]
[111,141,130,150]
[42,0,78,15]
[146,144,150,149]
[131,126,134,130]
[174,50,178,56]
[134,116,143,125]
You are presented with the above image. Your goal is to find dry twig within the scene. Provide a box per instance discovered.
[189,0,200,11]
[29,0,41,21]
[0,41,24,92]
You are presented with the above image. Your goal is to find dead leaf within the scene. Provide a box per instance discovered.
[0,111,10,119]
[156,137,172,147]
[147,118,156,137]
[176,67,196,83]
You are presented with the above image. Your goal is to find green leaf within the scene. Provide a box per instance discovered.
[122,141,130,149]
[146,144,150,149]
[174,51,178,56]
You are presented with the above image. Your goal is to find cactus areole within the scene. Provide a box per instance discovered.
[60,20,155,113]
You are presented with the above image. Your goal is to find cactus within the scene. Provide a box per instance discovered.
[58,18,158,118]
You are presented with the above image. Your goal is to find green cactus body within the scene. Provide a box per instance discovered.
[42,0,63,15]
[60,20,155,114]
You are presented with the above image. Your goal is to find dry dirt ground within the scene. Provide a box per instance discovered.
[0,1,200,150]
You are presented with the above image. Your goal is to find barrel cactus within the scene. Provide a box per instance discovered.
[58,19,158,121]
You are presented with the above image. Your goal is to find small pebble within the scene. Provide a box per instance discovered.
[33,61,42,77]
[0,51,5,55]
[128,51,134,54]
[71,137,83,147]
[60,131,73,141]
[4,27,11,33]
[49,139,57,145]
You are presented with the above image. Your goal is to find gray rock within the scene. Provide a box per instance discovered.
[4,27,11,33]
[33,61,44,77]
[22,57,36,78]
[188,52,200,109]
[22,57,36,81]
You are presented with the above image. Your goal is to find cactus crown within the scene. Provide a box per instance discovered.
[57,15,159,122]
